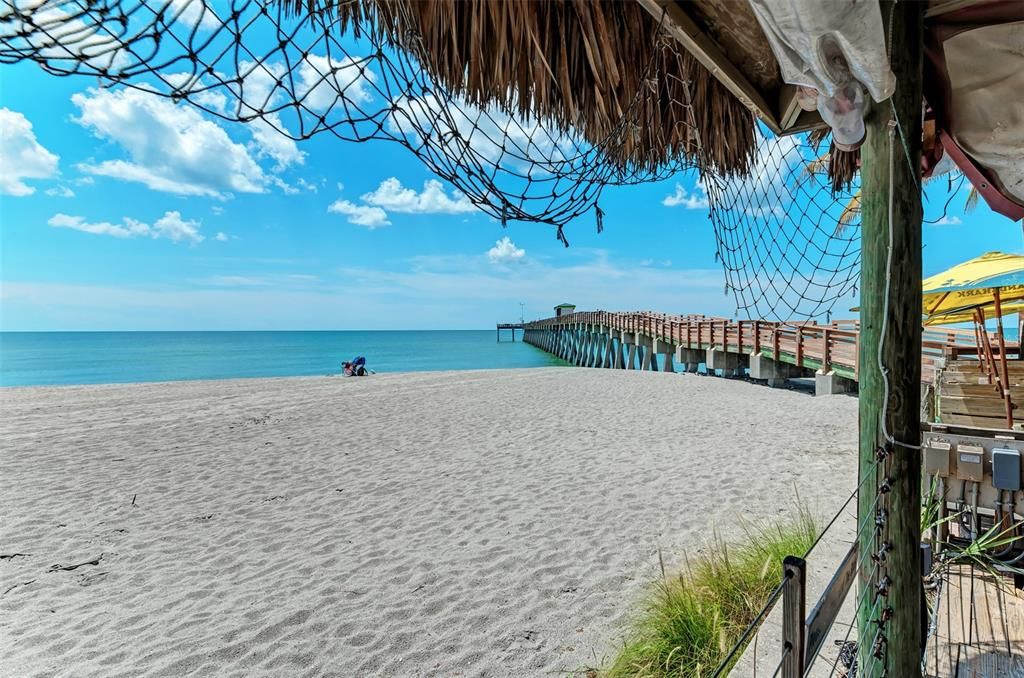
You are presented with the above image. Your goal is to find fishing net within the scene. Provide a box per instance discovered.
[0,0,903,322]
[0,0,704,236]
[703,133,863,322]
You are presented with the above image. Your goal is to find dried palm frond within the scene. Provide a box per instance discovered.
[835,190,861,236]
[808,127,830,152]
[279,0,757,176]
[965,185,980,212]
[802,151,830,178]
[828,145,859,193]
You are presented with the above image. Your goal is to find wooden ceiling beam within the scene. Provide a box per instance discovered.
[635,0,784,134]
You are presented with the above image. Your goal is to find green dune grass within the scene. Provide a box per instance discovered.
[601,508,818,678]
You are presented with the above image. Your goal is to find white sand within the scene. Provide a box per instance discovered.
[0,368,858,677]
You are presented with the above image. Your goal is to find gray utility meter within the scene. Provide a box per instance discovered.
[991,448,1021,491]
[924,440,951,477]
[956,444,985,482]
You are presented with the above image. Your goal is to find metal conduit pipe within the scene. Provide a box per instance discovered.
[991,490,1018,559]
[971,481,980,541]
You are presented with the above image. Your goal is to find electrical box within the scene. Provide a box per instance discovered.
[992,448,1022,491]
[956,444,985,482]
[924,440,952,476]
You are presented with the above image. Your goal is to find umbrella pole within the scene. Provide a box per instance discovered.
[994,288,1013,427]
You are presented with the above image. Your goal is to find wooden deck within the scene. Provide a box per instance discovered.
[524,310,1016,385]
[925,564,1024,678]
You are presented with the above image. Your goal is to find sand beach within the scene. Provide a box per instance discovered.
[1,368,857,677]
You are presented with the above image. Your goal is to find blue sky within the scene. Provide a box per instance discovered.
[1,57,1021,331]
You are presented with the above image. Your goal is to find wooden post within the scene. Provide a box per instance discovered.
[993,288,1013,427]
[823,327,832,374]
[781,556,806,678]
[857,3,924,677]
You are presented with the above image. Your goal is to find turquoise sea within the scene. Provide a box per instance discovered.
[0,330,567,387]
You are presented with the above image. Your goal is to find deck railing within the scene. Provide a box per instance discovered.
[525,310,986,384]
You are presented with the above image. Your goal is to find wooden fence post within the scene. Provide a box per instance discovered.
[782,556,806,678]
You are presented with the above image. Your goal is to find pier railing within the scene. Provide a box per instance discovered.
[524,310,983,384]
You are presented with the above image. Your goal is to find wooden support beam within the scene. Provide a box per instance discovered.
[635,0,783,134]
[856,3,924,677]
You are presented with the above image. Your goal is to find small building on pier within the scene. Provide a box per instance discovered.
[554,303,576,318]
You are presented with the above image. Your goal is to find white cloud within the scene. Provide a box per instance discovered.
[387,93,577,178]
[152,211,204,243]
[3,5,129,72]
[327,199,391,228]
[48,210,204,244]
[45,185,75,198]
[167,0,220,32]
[48,214,150,239]
[211,205,224,215]
[0,108,59,196]
[297,55,376,111]
[361,178,476,214]
[249,116,305,170]
[662,182,709,209]
[297,178,319,193]
[487,236,526,265]
[932,215,962,226]
[215,231,228,241]
[72,87,269,198]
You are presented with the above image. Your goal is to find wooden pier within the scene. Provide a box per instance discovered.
[522,310,1010,392]
[495,322,524,342]
[925,564,1024,678]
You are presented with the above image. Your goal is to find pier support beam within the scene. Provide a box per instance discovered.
[623,332,637,370]
[636,334,656,371]
[814,369,856,396]
[749,354,804,388]
[613,333,625,369]
[706,348,745,378]
[676,347,702,373]
[655,339,676,373]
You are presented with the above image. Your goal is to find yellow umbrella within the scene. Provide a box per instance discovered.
[922,251,1024,325]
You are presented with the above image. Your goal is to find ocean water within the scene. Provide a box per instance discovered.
[0,331,568,387]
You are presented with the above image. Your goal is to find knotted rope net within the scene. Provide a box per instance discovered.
[1,0,876,322]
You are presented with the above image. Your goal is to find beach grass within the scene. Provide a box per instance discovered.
[601,508,819,678]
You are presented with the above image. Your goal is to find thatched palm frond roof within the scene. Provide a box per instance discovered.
[282,0,758,176]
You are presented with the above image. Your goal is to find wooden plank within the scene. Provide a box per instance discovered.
[805,541,858,668]
[927,565,1024,678]
[778,84,804,131]
[939,413,1011,429]
[634,0,783,134]
[941,397,1019,418]
[940,384,1024,399]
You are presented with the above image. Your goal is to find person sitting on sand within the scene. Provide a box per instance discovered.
[342,357,368,377]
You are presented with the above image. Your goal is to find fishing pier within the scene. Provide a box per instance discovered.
[523,310,987,396]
